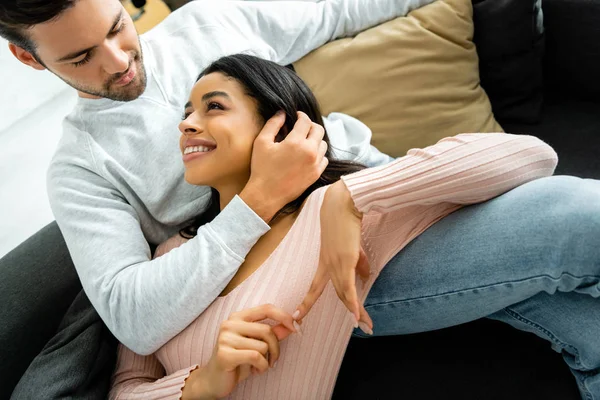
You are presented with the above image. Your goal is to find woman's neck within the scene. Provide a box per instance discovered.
[216,181,246,212]
[215,178,299,227]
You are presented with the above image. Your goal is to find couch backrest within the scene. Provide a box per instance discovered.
[543,0,600,103]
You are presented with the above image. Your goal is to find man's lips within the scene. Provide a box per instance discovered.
[114,64,136,86]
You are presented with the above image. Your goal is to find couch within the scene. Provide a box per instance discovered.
[1,0,598,398]
[334,0,600,398]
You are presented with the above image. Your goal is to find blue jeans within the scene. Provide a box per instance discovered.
[352,176,600,399]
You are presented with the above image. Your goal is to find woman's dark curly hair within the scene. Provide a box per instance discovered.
[180,54,365,238]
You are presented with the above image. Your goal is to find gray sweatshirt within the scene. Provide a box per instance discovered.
[47,0,435,355]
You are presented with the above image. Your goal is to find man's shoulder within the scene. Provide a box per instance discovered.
[142,0,226,42]
[48,118,96,180]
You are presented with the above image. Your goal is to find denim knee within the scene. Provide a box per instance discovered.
[528,176,600,271]
[538,176,600,229]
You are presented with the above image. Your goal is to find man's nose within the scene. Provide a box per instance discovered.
[103,41,130,75]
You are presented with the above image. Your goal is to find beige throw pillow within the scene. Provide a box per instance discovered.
[294,0,503,157]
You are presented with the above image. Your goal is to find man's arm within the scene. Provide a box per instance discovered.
[48,113,324,355]
[48,163,267,356]
[195,0,438,65]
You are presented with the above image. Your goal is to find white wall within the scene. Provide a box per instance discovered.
[0,38,75,258]
[0,39,70,131]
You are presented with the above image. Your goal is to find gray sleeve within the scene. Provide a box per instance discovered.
[47,163,269,355]
[204,0,438,65]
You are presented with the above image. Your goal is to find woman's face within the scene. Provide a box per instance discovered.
[179,72,263,187]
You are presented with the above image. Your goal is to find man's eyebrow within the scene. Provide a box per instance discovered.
[56,10,123,62]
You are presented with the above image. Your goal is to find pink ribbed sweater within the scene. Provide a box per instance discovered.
[109,133,557,400]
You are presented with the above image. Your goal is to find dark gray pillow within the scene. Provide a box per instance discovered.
[472,0,545,124]
[543,0,600,101]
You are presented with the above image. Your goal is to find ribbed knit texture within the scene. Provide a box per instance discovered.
[109,133,558,399]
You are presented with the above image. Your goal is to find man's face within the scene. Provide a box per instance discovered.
[27,0,146,101]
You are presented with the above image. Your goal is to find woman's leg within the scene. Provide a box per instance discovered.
[488,292,599,399]
[353,176,600,398]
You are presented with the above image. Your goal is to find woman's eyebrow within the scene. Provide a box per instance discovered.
[201,91,231,102]
[184,91,231,110]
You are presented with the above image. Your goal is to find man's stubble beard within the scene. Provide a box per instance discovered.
[50,39,147,102]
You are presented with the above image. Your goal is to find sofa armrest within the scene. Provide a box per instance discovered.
[543,0,600,101]
[0,222,81,399]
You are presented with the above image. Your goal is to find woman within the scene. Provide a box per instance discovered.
[109,54,557,399]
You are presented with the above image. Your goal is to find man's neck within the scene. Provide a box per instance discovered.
[78,91,103,100]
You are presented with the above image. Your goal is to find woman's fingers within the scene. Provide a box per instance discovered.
[220,347,270,374]
[358,304,373,335]
[270,323,296,341]
[240,364,252,380]
[230,304,296,335]
[221,321,278,367]
[221,329,269,355]
[294,265,329,322]
[356,248,371,283]
[331,267,361,323]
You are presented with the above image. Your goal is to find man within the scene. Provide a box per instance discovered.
[1,0,599,399]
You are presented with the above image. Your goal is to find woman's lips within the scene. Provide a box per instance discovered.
[182,149,215,162]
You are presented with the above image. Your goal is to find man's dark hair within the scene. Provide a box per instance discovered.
[0,0,77,56]
[180,54,366,238]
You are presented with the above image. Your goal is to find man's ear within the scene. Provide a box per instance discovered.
[8,42,46,71]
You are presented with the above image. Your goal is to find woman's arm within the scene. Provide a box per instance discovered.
[342,133,558,270]
[110,304,298,400]
[342,133,557,214]
[296,133,557,325]
[109,344,209,400]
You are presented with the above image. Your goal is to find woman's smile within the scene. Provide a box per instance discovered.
[181,137,217,163]
[182,146,216,162]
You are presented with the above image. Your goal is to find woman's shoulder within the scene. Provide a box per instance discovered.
[305,185,329,209]
[153,234,190,259]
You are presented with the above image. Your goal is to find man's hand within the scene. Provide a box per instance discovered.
[240,111,328,223]
[293,180,374,334]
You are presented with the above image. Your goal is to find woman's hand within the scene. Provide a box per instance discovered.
[294,180,373,333]
[193,304,297,399]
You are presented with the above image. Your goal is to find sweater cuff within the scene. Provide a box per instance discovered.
[159,365,199,399]
[177,365,200,399]
[208,195,271,259]
[115,365,199,400]
[341,167,386,214]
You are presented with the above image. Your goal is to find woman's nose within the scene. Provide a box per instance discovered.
[179,117,202,136]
